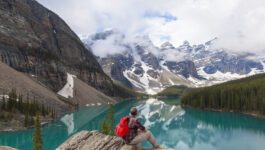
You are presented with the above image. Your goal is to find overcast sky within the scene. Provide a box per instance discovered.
[37,0,265,53]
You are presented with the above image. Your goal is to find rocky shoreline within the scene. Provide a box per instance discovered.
[0,119,51,132]
[182,105,265,119]
[0,109,75,132]
[1,119,50,132]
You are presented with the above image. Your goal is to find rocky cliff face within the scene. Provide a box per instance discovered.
[99,54,134,88]
[163,60,200,79]
[0,0,113,95]
[57,130,172,150]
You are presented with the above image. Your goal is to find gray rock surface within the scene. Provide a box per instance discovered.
[57,130,173,150]
[72,78,116,106]
[0,146,18,150]
[56,130,124,150]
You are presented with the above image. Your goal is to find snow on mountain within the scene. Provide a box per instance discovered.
[81,30,265,94]
[57,73,76,98]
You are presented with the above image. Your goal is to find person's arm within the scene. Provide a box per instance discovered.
[136,119,146,131]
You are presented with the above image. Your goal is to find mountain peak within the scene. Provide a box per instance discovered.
[205,37,218,45]
[183,40,190,46]
[161,41,175,49]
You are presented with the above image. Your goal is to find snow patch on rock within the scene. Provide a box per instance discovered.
[58,73,76,98]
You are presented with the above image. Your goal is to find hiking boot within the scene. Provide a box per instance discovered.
[154,145,165,149]
[136,147,144,150]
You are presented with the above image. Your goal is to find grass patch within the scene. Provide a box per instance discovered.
[156,85,187,97]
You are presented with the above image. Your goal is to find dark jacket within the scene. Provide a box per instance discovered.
[123,115,145,144]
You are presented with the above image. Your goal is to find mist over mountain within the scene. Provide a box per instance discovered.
[81,30,265,94]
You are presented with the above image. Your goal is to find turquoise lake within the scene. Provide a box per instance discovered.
[1,97,265,150]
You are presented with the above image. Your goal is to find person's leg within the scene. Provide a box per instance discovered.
[130,132,145,147]
[146,131,158,147]
[130,131,158,148]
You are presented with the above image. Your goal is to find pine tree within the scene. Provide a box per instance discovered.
[181,73,265,115]
[2,96,6,110]
[108,102,115,136]
[18,94,23,112]
[32,112,43,150]
[101,118,110,135]
[41,104,45,117]
[24,113,29,127]
[26,93,30,112]
[0,111,2,121]
[7,112,13,121]
[25,99,30,115]
[7,91,13,110]
[51,108,56,119]
[200,97,204,108]
[30,116,34,126]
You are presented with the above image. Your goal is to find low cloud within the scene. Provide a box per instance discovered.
[37,0,265,54]
[90,32,127,57]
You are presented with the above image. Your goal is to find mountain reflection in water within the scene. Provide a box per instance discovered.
[1,98,265,150]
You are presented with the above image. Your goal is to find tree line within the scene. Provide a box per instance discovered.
[181,73,265,116]
[0,89,56,127]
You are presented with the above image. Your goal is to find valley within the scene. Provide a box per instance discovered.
[1,0,265,150]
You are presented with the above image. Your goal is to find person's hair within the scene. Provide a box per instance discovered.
[130,107,138,116]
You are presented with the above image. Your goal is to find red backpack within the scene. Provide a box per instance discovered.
[115,117,130,137]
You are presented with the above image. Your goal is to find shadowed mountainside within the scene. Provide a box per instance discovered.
[0,0,113,95]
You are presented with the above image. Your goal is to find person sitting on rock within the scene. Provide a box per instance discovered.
[123,107,164,150]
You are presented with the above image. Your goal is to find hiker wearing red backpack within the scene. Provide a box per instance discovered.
[116,107,164,150]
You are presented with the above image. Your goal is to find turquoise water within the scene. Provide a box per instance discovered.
[1,98,265,150]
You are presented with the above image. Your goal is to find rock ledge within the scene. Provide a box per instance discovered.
[56,130,173,150]
[56,130,124,150]
[0,146,18,150]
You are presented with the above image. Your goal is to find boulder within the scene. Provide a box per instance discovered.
[56,130,173,150]
[56,130,124,150]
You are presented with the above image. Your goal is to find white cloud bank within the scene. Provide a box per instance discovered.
[90,31,127,57]
[37,0,265,54]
